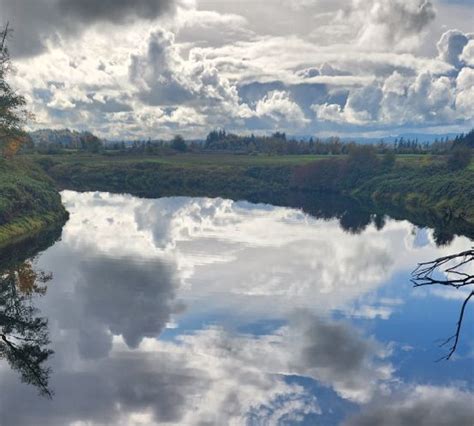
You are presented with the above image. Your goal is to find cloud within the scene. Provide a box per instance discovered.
[254,90,309,126]
[6,0,472,137]
[0,304,391,424]
[60,191,472,323]
[174,8,255,47]
[344,386,474,426]
[129,29,252,125]
[0,0,179,57]
[380,71,455,124]
[311,34,470,129]
[0,344,211,426]
[129,30,194,106]
[314,84,386,125]
[75,256,183,352]
[353,0,437,51]
[0,316,325,425]
[57,0,175,23]
[288,313,393,403]
[460,39,474,66]
[455,67,474,119]
[437,29,474,68]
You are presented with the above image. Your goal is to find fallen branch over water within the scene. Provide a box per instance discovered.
[412,249,474,360]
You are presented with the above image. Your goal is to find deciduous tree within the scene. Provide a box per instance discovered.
[0,24,29,159]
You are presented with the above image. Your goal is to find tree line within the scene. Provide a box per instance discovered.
[98,129,474,157]
[21,128,474,158]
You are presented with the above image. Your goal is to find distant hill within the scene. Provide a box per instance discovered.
[30,129,103,148]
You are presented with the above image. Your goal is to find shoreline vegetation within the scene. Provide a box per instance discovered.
[0,158,68,248]
[18,148,474,243]
[0,147,472,248]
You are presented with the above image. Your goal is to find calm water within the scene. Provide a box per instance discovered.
[0,191,473,425]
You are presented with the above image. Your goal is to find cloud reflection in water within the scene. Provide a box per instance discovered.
[0,191,471,425]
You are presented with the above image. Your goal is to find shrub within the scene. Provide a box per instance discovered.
[292,158,344,191]
[347,145,381,174]
[447,146,472,171]
[382,150,396,169]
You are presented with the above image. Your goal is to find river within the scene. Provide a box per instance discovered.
[0,190,472,425]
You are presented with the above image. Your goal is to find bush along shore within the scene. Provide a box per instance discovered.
[292,150,474,228]
[0,158,69,248]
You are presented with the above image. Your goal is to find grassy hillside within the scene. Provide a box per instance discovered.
[0,158,68,247]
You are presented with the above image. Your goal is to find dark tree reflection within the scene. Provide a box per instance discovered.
[432,228,455,247]
[412,249,474,360]
[0,260,54,397]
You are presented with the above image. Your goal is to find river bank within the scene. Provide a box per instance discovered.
[28,153,474,241]
[1,152,472,249]
[0,158,69,248]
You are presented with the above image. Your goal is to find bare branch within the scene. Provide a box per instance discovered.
[411,249,474,289]
[412,249,474,360]
[437,291,474,361]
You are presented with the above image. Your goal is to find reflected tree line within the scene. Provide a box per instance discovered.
[0,260,53,397]
[0,227,61,398]
[287,192,464,246]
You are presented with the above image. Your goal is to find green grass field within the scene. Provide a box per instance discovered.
[26,152,429,168]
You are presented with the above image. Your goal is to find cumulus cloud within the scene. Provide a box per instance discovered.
[75,256,183,352]
[3,0,473,142]
[130,30,194,106]
[0,310,390,424]
[288,313,393,403]
[437,29,474,69]
[129,29,252,124]
[254,90,309,125]
[345,386,474,426]
[352,0,436,51]
[460,39,474,66]
[455,67,474,118]
[312,102,346,123]
[58,191,472,324]
[311,28,474,129]
[0,343,212,425]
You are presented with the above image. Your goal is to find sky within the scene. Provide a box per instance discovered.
[1,0,473,139]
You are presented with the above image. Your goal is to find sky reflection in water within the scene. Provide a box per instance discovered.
[0,190,473,425]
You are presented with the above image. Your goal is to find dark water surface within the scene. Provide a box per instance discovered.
[0,191,473,425]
